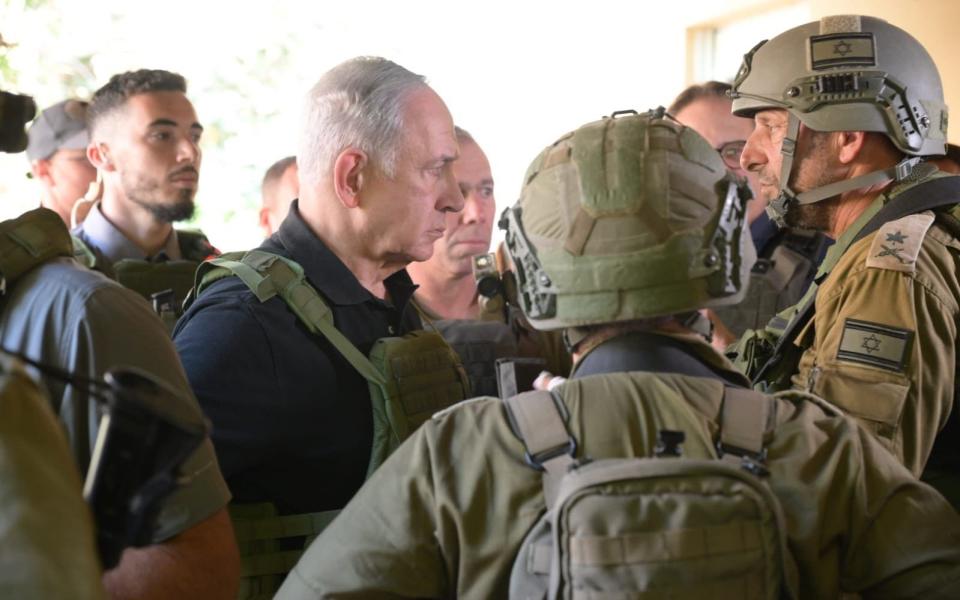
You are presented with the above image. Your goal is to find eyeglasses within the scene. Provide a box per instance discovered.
[716,140,746,171]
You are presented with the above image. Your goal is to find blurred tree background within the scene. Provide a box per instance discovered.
[0,0,710,251]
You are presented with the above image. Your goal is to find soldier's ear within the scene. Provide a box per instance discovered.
[836,130,868,165]
[333,147,367,209]
[87,142,115,172]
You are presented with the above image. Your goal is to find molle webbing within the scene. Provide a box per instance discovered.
[0,208,74,294]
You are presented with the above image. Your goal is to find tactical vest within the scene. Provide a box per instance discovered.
[72,229,218,332]
[712,228,829,337]
[0,208,75,297]
[429,317,519,397]
[188,249,470,599]
[504,386,800,599]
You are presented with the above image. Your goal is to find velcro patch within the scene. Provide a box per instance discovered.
[865,211,935,273]
[810,32,875,70]
[837,318,913,372]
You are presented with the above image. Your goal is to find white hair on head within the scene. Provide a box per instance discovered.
[298,56,427,186]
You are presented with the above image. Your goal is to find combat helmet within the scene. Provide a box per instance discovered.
[731,15,948,227]
[500,108,755,332]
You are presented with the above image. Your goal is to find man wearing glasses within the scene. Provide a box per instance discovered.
[670,81,830,346]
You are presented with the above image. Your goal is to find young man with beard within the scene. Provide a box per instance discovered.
[75,70,218,324]
[728,15,960,505]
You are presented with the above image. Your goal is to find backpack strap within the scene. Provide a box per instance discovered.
[503,390,577,505]
[717,387,772,476]
[193,250,387,388]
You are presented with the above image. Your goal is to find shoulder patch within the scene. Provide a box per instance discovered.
[836,318,913,372]
[865,211,935,273]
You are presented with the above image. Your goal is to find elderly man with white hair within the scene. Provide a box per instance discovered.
[173,56,464,593]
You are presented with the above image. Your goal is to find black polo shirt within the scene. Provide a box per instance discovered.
[173,201,420,514]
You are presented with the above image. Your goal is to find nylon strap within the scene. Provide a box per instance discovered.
[504,390,576,505]
[718,387,770,464]
[207,251,387,387]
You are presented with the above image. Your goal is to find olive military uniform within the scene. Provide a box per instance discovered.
[0,354,105,600]
[0,209,230,543]
[759,169,960,478]
[277,332,960,599]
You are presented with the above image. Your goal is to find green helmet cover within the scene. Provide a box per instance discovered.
[501,109,755,331]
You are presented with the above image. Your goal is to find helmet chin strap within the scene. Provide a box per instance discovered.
[765,112,923,228]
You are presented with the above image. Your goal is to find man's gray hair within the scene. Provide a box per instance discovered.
[298,57,427,186]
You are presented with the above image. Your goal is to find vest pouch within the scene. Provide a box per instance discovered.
[510,458,797,600]
[113,259,200,309]
[433,319,519,397]
[366,330,470,474]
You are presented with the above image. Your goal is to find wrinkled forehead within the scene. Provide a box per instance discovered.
[398,88,457,154]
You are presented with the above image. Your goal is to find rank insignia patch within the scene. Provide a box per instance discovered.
[837,318,913,372]
[866,212,935,273]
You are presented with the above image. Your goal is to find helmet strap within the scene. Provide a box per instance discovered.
[767,112,923,229]
[766,113,802,228]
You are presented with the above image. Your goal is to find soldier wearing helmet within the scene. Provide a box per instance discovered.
[727,15,960,502]
[274,110,960,599]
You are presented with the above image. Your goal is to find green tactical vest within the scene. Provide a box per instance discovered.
[72,229,217,332]
[188,249,471,599]
[0,208,75,296]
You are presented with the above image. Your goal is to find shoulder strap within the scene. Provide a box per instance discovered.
[0,208,75,293]
[717,386,771,475]
[503,390,577,506]
[756,175,960,384]
[191,250,386,387]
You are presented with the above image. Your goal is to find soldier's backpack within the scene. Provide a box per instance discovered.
[188,249,471,599]
[505,388,798,600]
